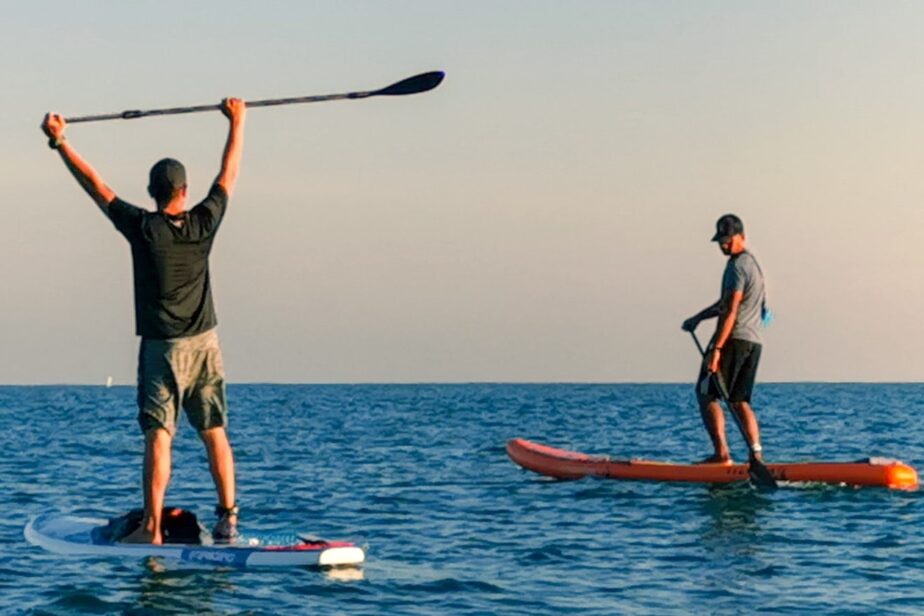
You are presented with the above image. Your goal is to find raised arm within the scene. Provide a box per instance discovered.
[41,113,116,211]
[215,98,246,196]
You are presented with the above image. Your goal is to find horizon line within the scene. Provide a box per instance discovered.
[2,380,923,387]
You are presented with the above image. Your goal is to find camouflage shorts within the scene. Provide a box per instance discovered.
[137,328,228,434]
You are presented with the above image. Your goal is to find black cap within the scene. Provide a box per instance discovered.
[148,158,187,201]
[711,214,744,242]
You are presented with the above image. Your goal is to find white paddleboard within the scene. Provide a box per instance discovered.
[24,512,365,568]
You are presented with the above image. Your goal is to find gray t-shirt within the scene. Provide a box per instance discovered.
[721,251,765,344]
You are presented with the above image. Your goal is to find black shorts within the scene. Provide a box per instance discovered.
[696,339,762,404]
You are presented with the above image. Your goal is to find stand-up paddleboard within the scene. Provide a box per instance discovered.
[24,509,365,568]
[507,438,919,490]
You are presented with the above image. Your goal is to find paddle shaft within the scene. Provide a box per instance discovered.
[690,330,777,487]
[691,332,737,404]
[66,93,371,123]
[64,71,444,123]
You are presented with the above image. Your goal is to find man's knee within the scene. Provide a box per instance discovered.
[198,426,229,446]
[144,426,173,445]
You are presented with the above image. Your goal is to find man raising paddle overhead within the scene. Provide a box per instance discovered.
[682,214,768,468]
[41,97,246,544]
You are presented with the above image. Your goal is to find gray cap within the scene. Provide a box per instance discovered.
[148,158,186,201]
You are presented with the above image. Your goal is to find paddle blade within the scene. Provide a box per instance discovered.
[748,459,779,490]
[376,71,445,96]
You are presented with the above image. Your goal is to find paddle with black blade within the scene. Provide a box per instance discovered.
[64,71,445,123]
[690,331,778,489]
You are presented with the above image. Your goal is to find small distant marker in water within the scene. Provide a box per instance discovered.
[106,376,113,388]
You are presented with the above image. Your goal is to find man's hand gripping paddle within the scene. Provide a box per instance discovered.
[690,331,778,490]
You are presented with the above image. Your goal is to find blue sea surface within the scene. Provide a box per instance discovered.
[3,383,924,615]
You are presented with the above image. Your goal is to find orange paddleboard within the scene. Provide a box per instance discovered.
[507,438,918,490]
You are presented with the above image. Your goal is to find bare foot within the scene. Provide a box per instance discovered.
[120,526,162,545]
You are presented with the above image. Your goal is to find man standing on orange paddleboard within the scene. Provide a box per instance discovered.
[682,214,769,466]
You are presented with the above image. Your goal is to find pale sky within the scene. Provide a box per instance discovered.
[3,1,923,384]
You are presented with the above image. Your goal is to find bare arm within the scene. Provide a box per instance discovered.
[41,113,116,211]
[707,290,743,372]
[681,300,722,332]
[215,98,246,196]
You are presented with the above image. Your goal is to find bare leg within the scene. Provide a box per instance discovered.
[731,401,763,461]
[699,399,731,462]
[200,427,236,522]
[122,428,172,544]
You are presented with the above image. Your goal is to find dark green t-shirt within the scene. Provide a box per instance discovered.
[107,184,228,339]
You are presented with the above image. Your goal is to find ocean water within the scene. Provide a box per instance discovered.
[3,383,924,615]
